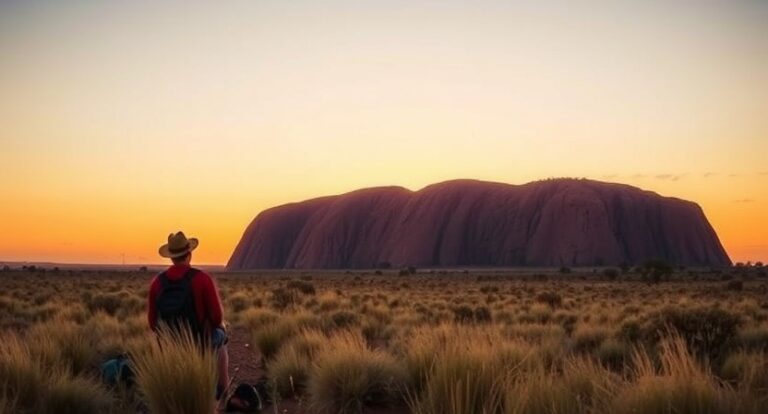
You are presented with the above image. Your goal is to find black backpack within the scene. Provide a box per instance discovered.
[155,268,202,339]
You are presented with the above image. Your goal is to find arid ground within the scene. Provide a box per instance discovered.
[1,265,767,413]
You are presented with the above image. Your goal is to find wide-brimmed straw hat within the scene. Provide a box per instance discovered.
[158,231,199,258]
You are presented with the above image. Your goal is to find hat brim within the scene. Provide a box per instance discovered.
[158,238,199,258]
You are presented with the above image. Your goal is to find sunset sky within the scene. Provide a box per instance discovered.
[1,0,766,265]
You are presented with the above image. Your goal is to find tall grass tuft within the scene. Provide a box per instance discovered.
[613,333,731,414]
[721,351,768,394]
[268,329,325,397]
[131,326,217,414]
[41,371,112,414]
[505,357,618,414]
[409,346,506,414]
[406,325,530,414]
[253,317,298,360]
[308,330,406,414]
[28,321,94,375]
[0,333,45,410]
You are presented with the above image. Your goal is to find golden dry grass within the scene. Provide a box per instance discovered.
[0,265,767,413]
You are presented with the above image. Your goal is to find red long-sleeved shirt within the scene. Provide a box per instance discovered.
[147,264,224,333]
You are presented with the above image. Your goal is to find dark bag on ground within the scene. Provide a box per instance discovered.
[101,353,134,387]
[226,383,264,413]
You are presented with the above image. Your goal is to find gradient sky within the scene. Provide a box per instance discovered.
[1,0,766,265]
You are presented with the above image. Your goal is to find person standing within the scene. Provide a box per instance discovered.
[147,231,230,399]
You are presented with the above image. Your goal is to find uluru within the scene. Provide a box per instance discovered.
[227,179,731,269]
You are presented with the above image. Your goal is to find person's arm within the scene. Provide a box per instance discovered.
[201,274,224,328]
[147,277,160,331]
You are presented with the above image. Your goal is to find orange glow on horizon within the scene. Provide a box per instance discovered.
[1,1,766,265]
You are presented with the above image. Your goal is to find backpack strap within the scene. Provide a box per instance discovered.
[184,267,199,282]
[158,271,169,290]
[158,269,196,288]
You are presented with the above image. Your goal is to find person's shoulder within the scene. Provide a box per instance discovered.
[148,272,164,292]
[190,268,215,284]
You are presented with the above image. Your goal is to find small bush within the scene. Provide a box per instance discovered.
[612,334,731,414]
[603,268,620,280]
[474,306,492,323]
[644,307,741,361]
[269,340,314,397]
[720,351,768,392]
[572,324,610,353]
[287,280,316,295]
[132,326,217,414]
[452,305,475,324]
[725,280,743,291]
[41,373,112,414]
[0,334,45,410]
[505,358,619,414]
[329,310,359,330]
[253,319,298,360]
[406,326,523,414]
[737,326,768,351]
[228,292,250,313]
[597,339,629,370]
[271,288,299,310]
[86,293,123,316]
[535,292,562,309]
[308,331,406,413]
[618,318,642,343]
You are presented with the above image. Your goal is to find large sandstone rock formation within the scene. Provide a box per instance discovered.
[227,179,731,269]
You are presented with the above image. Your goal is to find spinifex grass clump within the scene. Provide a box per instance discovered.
[0,333,45,410]
[505,357,619,414]
[308,330,406,414]
[613,333,733,414]
[405,325,530,414]
[268,329,325,397]
[42,372,112,414]
[131,326,217,414]
[0,332,112,414]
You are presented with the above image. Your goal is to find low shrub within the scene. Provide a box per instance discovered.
[603,268,620,281]
[253,318,298,360]
[572,324,610,353]
[617,318,642,343]
[737,326,768,351]
[132,327,217,414]
[0,334,45,410]
[271,288,299,310]
[410,346,505,414]
[535,292,562,308]
[287,280,316,295]
[597,338,629,370]
[406,326,522,414]
[612,334,731,414]
[86,292,123,316]
[269,340,313,397]
[474,306,492,323]
[227,292,251,313]
[41,373,112,414]
[643,307,740,361]
[452,305,474,324]
[328,310,359,330]
[505,358,619,414]
[726,280,744,291]
[308,331,406,413]
[720,351,768,392]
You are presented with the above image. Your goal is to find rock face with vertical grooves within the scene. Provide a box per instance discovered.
[227,179,731,269]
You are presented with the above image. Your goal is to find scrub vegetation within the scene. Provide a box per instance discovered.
[0,264,767,413]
